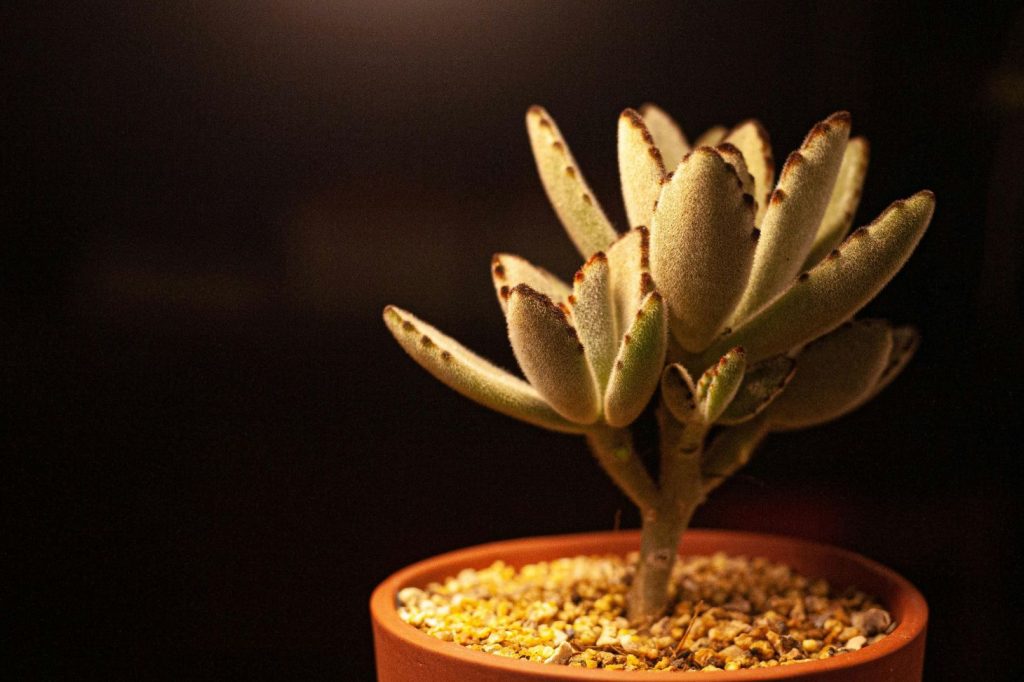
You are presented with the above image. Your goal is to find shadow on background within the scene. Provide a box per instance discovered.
[5,1,1023,679]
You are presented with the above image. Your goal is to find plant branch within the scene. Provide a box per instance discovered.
[585,427,659,514]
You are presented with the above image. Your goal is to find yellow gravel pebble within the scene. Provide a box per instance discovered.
[397,553,893,671]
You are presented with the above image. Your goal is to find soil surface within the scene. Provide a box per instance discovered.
[397,552,894,672]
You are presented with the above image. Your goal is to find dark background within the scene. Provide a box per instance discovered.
[5,1,1023,679]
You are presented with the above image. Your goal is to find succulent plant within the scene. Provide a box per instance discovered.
[384,103,934,621]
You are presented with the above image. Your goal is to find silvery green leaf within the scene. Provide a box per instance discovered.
[696,190,935,366]
[527,106,619,258]
[693,125,727,147]
[693,347,747,423]
[650,147,757,352]
[619,108,667,229]
[731,112,852,324]
[603,291,668,427]
[606,227,652,339]
[863,325,920,402]
[571,252,617,390]
[715,142,757,208]
[639,102,690,170]
[661,363,699,424]
[803,137,871,269]
[724,119,774,223]
[490,253,570,314]
[717,355,796,425]
[701,418,769,493]
[383,305,584,434]
[507,284,601,425]
[764,320,893,430]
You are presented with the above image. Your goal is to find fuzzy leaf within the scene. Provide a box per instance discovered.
[604,292,668,427]
[570,252,617,390]
[717,355,796,425]
[863,325,920,402]
[639,103,689,170]
[724,120,774,223]
[804,137,871,269]
[701,418,768,493]
[619,109,667,229]
[507,284,601,424]
[490,253,570,314]
[606,227,652,339]
[715,143,757,207]
[731,112,852,324]
[764,320,893,430]
[694,347,747,423]
[650,147,758,352]
[526,106,619,258]
[383,306,584,434]
[694,125,727,147]
[661,363,699,424]
[696,191,935,366]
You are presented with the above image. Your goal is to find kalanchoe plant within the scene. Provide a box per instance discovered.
[383,104,934,622]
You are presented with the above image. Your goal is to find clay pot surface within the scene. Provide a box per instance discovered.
[370,529,927,681]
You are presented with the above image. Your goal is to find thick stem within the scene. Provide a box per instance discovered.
[627,503,692,621]
[628,420,705,622]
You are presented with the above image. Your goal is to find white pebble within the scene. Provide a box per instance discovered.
[845,635,867,651]
[543,641,573,665]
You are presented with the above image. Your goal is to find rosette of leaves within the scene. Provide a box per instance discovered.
[384,103,934,620]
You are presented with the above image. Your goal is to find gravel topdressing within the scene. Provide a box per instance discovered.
[397,552,894,672]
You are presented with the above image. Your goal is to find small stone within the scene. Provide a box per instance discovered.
[750,640,774,659]
[845,635,867,651]
[650,616,671,636]
[543,640,573,664]
[852,608,892,636]
[397,587,426,606]
[595,626,619,647]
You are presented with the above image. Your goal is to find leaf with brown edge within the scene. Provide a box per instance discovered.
[526,106,619,258]
[383,305,585,434]
[731,112,852,325]
[717,354,796,425]
[604,292,668,427]
[650,147,757,353]
[696,191,935,367]
[639,103,690,170]
[571,252,617,390]
[763,320,893,431]
[693,125,727,147]
[724,120,774,223]
[619,108,666,229]
[661,362,699,424]
[606,227,651,339]
[507,284,601,425]
[803,137,871,269]
[693,347,747,424]
[715,142,757,208]
[491,253,571,314]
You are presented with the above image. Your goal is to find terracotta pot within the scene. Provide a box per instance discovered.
[370,529,927,681]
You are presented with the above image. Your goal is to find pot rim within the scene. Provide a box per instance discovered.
[370,528,927,679]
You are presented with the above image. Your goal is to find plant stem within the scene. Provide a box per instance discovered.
[627,502,692,621]
[628,414,706,621]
